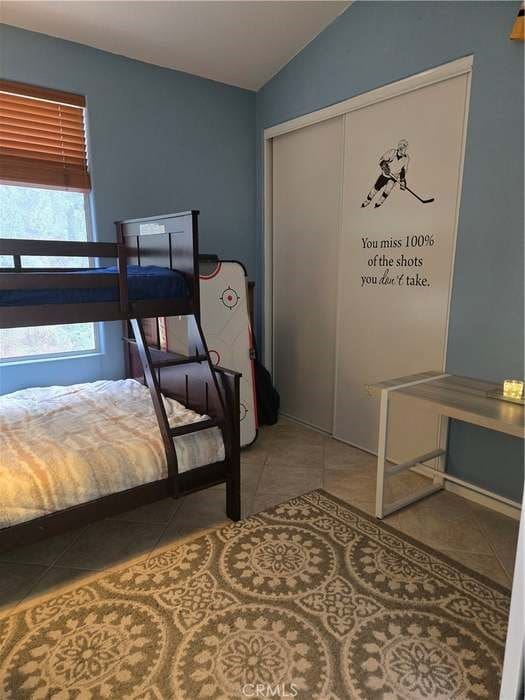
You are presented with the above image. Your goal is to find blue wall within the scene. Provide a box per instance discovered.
[0,24,255,394]
[256,1,524,501]
[1,5,523,501]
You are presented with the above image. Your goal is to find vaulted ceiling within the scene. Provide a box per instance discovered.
[1,1,351,90]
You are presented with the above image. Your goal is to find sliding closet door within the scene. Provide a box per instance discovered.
[272,117,343,431]
[334,73,470,460]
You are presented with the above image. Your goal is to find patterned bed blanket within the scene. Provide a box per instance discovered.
[0,379,224,528]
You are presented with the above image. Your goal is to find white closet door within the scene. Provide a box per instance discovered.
[334,73,470,459]
[272,117,344,431]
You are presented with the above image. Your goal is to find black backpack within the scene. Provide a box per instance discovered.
[252,339,280,426]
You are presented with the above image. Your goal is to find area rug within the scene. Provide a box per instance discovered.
[0,490,510,699]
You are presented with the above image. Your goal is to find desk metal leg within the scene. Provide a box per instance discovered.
[434,414,449,487]
[375,388,389,518]
[375,378,449,520]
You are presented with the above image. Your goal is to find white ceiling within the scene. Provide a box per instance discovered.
[1,1,351,91]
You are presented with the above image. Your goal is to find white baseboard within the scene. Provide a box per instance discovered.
[411,465,521,521]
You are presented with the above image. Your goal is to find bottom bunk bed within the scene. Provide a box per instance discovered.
[0,355,241,553]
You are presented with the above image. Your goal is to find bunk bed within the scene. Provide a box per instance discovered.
[0,210,241,553]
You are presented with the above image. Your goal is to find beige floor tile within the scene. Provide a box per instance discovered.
[468,503,520,579]
[438,549,511,588]
[176,484,226,515]
[387,469,434,501]
[249,418,327,464]
[265,443,325,468]
[258,464,323,496]
[354,500,378,516]
[55,520,165,570]
[158,505,229,548]
[496,551,519,582]
[324,459,377,477]
[21,565,97,604]
[241,441,268,465]
[241,462,265,494]
[162,485,231,545]
[257,421,327,448]
[323,485,378,517]
[470,501,520,549]
[173,483,253,525]
[324,462,386,504]
[156,519,222,548]
[324,439,375,469]
[110,496,183,525]
[385,491,493,555]
[250,426,279,448]
[241,494,256,520]
[0,561,48,611]
[240,463,264,518]
[0,528,85,566]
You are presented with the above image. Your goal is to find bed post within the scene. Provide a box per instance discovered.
[227,445,241,521]
[190,210,201,322]
[216,368,241,521]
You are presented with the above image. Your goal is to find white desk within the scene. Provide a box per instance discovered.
[373,371,524,519]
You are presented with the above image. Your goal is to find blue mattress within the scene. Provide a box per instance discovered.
[0,265,189,307]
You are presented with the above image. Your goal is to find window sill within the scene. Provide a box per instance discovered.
[0,351,103,368]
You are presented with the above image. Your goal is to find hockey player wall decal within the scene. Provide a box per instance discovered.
[361,139,435,209]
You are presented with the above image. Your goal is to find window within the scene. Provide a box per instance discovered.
[0,184,98,361]
[0,81,95,363]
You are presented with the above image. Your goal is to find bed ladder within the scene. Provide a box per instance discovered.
[128,316,235,506]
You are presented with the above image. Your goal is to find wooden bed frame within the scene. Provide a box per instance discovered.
[0,211,241,553]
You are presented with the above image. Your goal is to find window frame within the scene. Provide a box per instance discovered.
[0,187,102,364]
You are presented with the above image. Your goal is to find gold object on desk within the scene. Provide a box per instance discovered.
[487,379,524,405]
[503,379,524,399]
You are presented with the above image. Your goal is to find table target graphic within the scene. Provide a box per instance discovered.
[219,286,241,310]
[206,338,229,368]
[239,402,248,422]
[208,349,221,366]
[200,262,257,446]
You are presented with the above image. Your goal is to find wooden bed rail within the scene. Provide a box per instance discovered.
[0,238,130,318]
[0,210,200,328]
[0,238,119,259]
[0,272,119,290]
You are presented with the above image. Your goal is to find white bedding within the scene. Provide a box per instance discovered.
[0,379,225,528]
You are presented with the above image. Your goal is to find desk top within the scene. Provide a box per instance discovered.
[373,372,525,439]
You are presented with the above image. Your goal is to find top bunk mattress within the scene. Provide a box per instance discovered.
[0,265,189,307]
[0,379,224,529]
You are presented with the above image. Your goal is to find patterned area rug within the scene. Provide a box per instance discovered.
[0,490,510,699]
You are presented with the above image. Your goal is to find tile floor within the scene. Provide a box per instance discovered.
[0,417,519,612]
